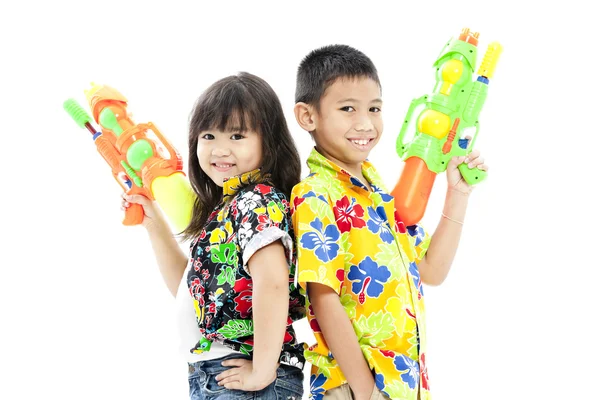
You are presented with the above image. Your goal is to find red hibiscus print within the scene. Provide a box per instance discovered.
[292,196,305,212]
[336,268,345,292]
[310,317,321,333]
[255,184,272,195]
[333,196,366,233]
[233,277,253,318]
[201,269,210,280]
[380,350,395,358]
[394,211,407,234]
[256,213,270,232]
[283,331,293,343]
[207,303,216,314]
[420,353,430,390]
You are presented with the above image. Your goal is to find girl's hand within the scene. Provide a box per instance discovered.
[120,193,161,229]
[215,358,277,392]
[446,144,488,195]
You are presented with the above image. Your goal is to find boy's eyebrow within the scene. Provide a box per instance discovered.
[337,98,383,104]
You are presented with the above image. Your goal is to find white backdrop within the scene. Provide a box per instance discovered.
[2,1,599,399]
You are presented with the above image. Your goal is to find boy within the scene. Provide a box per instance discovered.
[290,45,487,400]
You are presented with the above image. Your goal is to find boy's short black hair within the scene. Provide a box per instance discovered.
[295,44,381,108]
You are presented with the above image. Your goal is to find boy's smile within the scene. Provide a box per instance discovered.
[311,77,383,177]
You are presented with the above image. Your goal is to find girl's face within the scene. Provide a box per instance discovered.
[196,128,263,187]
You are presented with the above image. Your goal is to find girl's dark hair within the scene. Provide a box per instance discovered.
[181,72,301,240]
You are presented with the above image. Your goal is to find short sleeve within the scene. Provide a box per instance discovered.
[233,184,294,273]
[291,184,345,295]
[407,223,431,264]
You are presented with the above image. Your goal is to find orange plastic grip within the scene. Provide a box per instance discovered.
[391,157,437,226]
[123,203,145,226]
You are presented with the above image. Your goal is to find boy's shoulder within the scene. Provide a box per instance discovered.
[291,172,333,199]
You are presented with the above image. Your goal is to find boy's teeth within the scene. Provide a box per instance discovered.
[352,139,369,145]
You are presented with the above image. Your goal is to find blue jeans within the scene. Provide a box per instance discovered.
[188,354,304,400]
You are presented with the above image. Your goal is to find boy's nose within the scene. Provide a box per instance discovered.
[354,116,375,132]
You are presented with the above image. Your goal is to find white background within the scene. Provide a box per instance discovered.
[1,1,599,399]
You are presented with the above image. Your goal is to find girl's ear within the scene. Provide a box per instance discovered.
[294,102,316,133]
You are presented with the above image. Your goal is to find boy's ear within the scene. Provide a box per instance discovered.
[294,102,316,133]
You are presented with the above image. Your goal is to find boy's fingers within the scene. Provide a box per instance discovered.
[449,156,466,167]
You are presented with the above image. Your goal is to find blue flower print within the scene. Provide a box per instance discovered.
[303,191,328,204]
[300,218,340,262]
[371,184,394,202]
[350,176,368,190]
[407,224,425,247]
[348,257,391,303]
[393,354,420,389]
[408,261,424,297]
[309,373,327,400]
[375,373,386,390]
[367,206,394,243]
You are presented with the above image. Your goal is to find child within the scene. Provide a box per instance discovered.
[291,45,488,400]
[122,72,305,400]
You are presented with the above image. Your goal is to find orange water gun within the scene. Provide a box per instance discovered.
[64,83,195,232]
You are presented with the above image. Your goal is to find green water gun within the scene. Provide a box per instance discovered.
[391,27,502,226]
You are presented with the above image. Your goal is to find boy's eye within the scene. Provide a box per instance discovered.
[230,133,244,140]
[201,133,215,140]
[340,106,355,112]
[370,107,382,113]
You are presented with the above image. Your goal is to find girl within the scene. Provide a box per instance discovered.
[122,72,305,399]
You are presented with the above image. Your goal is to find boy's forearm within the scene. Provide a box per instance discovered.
[308,283,374,400]
[248,243,290,386]
[145,218,188,297]
[420,189,470,285]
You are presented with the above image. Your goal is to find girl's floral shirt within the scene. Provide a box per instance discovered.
[187,168,305,369]
[291,149,432,399]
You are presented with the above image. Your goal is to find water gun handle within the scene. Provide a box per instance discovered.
[123,202,144,225]
[458,121,487,185]
[458,163,487,186]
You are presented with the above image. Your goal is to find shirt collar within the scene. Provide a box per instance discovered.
[305,147,385,192]
[222,168,269,202]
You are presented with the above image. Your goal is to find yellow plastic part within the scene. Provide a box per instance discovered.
[417,109,451,139]
[152,173,195,232]
[478,42,503,78]
[440,59,464,95]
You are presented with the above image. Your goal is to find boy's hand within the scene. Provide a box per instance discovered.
[446,137,488,195]
[120,193,161,229]
[216,358,277,392]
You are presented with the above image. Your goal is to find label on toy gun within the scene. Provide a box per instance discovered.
[64,83,195,232]
[392,28,502,226]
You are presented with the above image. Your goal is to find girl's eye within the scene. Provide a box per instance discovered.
[201,133,215,140]
[340,106,355,112]
[231,134,244,140]
[370,107,382,113]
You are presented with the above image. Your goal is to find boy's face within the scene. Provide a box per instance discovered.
[312,77,382,173]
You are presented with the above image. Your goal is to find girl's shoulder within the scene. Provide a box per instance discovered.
[235,182,289,202]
